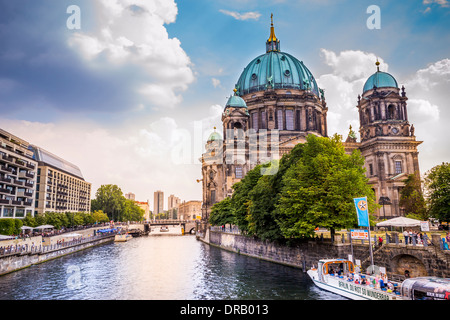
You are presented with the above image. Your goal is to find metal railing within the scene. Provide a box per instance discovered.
[0,232,117,257]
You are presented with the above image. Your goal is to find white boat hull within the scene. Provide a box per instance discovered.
[307,269,401,300]
[114,234,132,242]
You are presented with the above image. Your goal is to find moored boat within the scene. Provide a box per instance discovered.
[307,259,401,300]
[114,233,132,242]
[308,258,450,300]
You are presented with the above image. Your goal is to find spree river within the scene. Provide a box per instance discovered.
[0,235,345,300]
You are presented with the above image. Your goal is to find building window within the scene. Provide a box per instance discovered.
[277,110,283,130]
[252,112,258,131]
[261,111,266,129]
[235,167,243,179]
[369,164,374,176]
[395,161,402,174]
[286,110,294,130]
[210,190,216,204]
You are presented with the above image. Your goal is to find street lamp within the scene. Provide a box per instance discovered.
[378,196,391,221]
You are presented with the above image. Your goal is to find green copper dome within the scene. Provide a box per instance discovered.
[207,130,222,142]
[225,94,247,108]
[363,71,398,93]
[235,51,319,97]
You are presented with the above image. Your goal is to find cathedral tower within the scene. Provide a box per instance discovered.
[357,61,422,217]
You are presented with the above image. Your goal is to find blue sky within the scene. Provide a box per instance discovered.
[0,0,449,206]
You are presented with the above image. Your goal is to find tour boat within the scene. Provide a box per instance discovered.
[307,259,402,300]
[114,233,132,242]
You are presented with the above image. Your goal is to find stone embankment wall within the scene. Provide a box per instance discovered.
[199,230,450,278]
[0,235,114,276]
[200,230,348,270]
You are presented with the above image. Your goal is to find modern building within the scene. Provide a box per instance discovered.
[30,145,91,215]
[0,129,37,219]
[178,200,202,221]
[167,194,180,219]
[200,15,422,220]
[153,190,164,215]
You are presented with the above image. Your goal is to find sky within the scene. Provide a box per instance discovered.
[0,0,449,210]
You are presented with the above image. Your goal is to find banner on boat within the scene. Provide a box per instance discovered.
[350,229,369,240]
[354,196,369,227]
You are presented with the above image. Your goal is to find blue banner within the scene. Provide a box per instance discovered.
[354,197,369,227]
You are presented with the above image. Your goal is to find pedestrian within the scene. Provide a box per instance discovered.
[378,236,383,246]
[403,230,409,245]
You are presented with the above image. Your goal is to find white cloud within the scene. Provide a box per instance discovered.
[408,99,440,122]
[67,0,194,109]
[320,49,387,81]
[219,10,261,21]
[423,0,449,7]
[211,78,221,88]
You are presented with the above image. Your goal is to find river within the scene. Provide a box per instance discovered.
[0,235,345,300]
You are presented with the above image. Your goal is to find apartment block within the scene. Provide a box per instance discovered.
[30,145,91,214]
[0,129,37,219]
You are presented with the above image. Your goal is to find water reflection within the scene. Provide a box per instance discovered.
[0,236,345,300]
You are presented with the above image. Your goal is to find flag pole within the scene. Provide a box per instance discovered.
[367,223,374,274]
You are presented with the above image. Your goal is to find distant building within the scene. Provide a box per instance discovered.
[30,145,91,214]
[135,200,150,221]
[167,194,180,219]
[153,190,164,215]
[178,200,202,221]
[125,192,135,201]
[0,129,38,219]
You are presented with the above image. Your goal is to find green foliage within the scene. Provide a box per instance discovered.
[0,219,15,235]
[90,184,144,222]
[209,134,377,241]
[425,162,450,222]
[210,197,233,227]
[399,172,427,220]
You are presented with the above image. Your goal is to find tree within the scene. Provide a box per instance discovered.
[276,134,376,239]
[400,172,427,220]
[93,184,125,221]
[425,162,450,223]
[92,210,110,224]
[210,197,234,227]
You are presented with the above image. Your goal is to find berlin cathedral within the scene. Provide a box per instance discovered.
[200,16,422,222]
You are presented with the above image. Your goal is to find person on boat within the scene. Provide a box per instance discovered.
[387,281,394,293]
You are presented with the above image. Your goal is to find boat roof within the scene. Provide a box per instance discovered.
[319,259,352,263]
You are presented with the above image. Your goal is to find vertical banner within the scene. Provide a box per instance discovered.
[354,197,369,227]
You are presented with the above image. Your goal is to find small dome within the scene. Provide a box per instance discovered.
[207,130,222,142]
[363,71,398,93]
[225,95,247,108]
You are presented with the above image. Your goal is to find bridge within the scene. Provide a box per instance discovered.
[129,220,198,235]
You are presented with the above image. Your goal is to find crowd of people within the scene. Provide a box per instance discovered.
[329,265,399,294]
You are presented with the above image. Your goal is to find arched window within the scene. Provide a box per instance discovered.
[388,104,396,120]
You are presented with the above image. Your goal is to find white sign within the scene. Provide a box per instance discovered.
[351,229,369,240]
[420,221,430,232]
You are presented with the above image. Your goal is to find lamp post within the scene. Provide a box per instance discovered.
[379,196,391,224]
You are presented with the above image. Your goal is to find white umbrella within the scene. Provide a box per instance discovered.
[20,226,34,230]
[35,225,54,229]
[376,217,421,228]
[62,233,82,238]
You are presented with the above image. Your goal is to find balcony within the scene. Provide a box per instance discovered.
[1,154,13,163]
[11,200,22,205]
[0,199,10,205]
[26,162,35,170]
[13,179,24,186]
[23,200,32,206]
[25,182,33,188]
[0,176,11,183]
[1,165,13,173]
[19,171,34,179]
[17,190,33,198]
